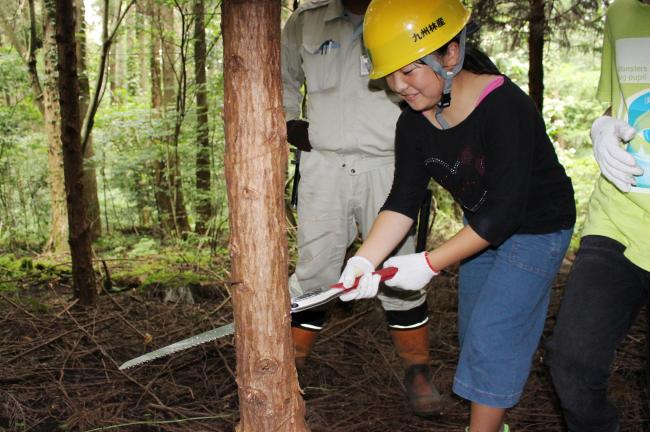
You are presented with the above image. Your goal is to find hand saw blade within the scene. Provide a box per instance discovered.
[290,266,398,313]
[119,267,398,370]
[119,322,234,370]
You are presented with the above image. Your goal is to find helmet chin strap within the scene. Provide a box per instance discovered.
[421,27,467,129]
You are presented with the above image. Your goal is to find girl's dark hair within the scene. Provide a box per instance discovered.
[462,44,501,75]
[435,37,501,75]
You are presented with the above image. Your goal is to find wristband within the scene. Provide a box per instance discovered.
[424,251,440,274]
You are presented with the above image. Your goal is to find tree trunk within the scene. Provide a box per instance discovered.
[528,0,545,112]
[150,0,174,233]
[194,0,212,235]
[26,0,44,114]
[136,2,148,93]
[75,0,102,240]
[115,12,127,98]
[125,11,137,96]
[53,0,97,306]
[160,4,190,236]
[222,1,308,431]
[43,0,68,253]
[108,1,119,104]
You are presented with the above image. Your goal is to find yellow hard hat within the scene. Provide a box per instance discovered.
[363,0,471,79]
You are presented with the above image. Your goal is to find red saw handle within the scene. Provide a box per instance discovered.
[330,266,398,290]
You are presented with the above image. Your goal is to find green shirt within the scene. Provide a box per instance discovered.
[582,0,650,270]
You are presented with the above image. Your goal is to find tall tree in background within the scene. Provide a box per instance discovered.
[3,0,76,251]
[42,0,68,252]
[0,0,44,115]
[125,10,138,96]
[150,2,190,236]
[75,0,101,240]
[52,0,97,306]
[528,0,545,112]
[1,0,119,249]
[193,0,213,235]
[222,0,308,429]
[469,0,604,113]
[136,2,149,93]
[150,0,174,233]
[108,1,121,103]
[162,3,190,235]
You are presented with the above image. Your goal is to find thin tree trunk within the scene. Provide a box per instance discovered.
[27,0,45,115]
[108,1,119,104]
[43,0,68,253]
[150,0,174,233]
[0,3,44,114]
[161,4,177,225]
[115,11,127,97]
[126,10,138,96]
[222,1,308,430]
[53,0,97,306]
[528,0,545,112]
[160,4,190,236]
[136,2,148,93]
[194,0,212,235]
[75,0,102,240]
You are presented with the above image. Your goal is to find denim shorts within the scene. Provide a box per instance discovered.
[452,228,573,408]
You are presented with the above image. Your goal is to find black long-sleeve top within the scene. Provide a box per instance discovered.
[381,77,576,245]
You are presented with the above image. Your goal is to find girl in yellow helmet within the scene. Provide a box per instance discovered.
[337,0,576,430]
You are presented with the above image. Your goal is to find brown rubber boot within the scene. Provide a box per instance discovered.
[390,326,443,417]
[292,326,319,369]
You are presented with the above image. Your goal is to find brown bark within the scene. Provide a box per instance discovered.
[75,0,102,240]
[53,0,97,306]
[43,0,68,253]
[528,0,545,112]
[222,1,308,430]
[194,0,212,235]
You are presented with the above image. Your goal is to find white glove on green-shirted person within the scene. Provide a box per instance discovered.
[591,115,643,192]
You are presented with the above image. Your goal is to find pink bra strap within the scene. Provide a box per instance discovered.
[476,76,505,106]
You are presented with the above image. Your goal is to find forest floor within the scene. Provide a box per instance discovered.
[0,261,648,432]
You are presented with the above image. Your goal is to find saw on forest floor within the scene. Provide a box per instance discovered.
[118,267,398,370]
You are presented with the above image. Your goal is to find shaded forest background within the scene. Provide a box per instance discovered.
[1,0,606,263]
[1,0,647,431]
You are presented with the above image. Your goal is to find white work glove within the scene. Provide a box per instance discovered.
[338,256,380,301]
[591,116,643,192]
[383,252,439,291]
